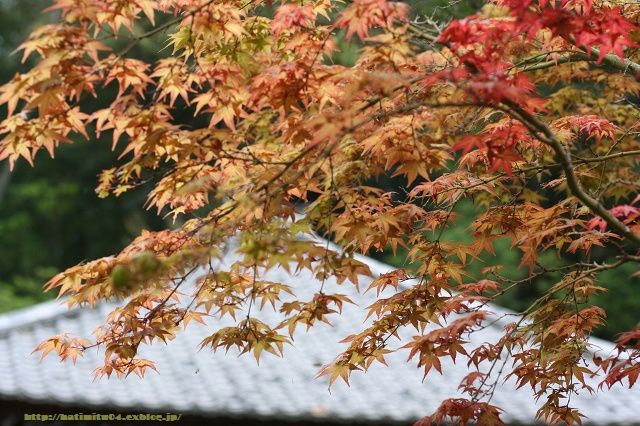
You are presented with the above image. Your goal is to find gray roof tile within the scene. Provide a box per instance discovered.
[0,243,639,424]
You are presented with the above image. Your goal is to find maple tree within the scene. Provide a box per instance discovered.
[3,0,640,424]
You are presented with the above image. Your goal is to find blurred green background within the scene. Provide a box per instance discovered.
[0,0,637,341]
[0,0,167,311]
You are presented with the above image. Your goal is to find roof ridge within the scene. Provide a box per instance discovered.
[342,238,619,356]
[0,298,76,335]
[0,233,619,356]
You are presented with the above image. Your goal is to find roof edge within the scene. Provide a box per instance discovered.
[0,298,73,335]
[0,231,621,356]
[333,235,620,356]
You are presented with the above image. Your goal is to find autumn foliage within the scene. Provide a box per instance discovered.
[3,0,640,424]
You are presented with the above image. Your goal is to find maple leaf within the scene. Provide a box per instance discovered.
[271,3,316,36]
[337,0,409,40]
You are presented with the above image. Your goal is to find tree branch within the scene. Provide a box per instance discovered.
[503,100,640,247]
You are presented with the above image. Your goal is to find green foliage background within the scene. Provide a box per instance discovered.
[0,0,637,340]
[0,0,165,311]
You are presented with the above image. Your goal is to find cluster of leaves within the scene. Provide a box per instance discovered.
[2,0,640,424]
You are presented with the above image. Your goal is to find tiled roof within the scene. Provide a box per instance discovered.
[0,242,638,425]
